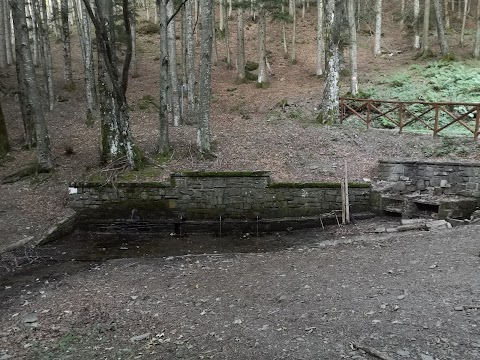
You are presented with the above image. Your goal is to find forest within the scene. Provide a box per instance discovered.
[1,0,480,244]
[2,0,480,170]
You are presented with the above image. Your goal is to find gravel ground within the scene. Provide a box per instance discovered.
[1,223,479,360]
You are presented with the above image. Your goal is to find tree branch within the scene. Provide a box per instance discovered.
[82,0,124,101]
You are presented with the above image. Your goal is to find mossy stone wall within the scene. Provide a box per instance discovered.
[378,160,480,197]
[69,171,371,220]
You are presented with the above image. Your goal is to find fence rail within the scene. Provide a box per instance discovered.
[339,98,480,141]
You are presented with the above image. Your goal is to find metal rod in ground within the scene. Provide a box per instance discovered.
[335,212,340,227]
[345,159,350,224]
[341,182,346,224]
[319,216,324,229]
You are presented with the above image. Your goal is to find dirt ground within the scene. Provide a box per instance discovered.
[1,220,480,359]
[1,5,480,359]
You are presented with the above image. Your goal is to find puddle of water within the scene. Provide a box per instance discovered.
[0,230,321,290]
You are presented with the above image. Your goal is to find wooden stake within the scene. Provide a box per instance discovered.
[344,159,350,224]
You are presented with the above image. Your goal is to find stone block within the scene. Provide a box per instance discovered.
[440,179,448,188]
[466,182,479,190]
[394,181,406,192]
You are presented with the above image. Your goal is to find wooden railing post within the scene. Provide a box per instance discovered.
[475,105,480,142]
[398,102,403,133]
[366,100,371,129]
[433,104,439,138]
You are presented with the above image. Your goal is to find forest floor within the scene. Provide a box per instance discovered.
[1,6,480,359]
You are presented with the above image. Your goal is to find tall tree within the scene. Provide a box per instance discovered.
[460,0,469,44]
[82,0,138,167]
[130,1,138,78]
[316,0,324,76]
[413,0,420,49]
[432,0,449,56]
[373,0,382,55]
[0,0,8,68]
[291,0,297,63]
[185,0,196,122]
[475,0,480,58]
[422,0,431,54]
[0,99,9,158]
[167,0,181,126]
[13,1,35,147]
[11,0,53,171]
[39,0,55,111]
[158,0,170,154]
[61,0,74,87]
[197,0,213,155]
[317,0,344,124]
[236,5,245,82]
[4,0,13,64]
[77,0,96,123]
[346,0,357,95]
[257,5,268,87]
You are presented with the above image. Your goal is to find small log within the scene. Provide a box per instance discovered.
[351,343,395,360]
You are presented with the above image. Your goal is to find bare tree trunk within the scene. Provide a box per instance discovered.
[475,0,480,57]
[282,4,288,56]
[197,0,213,155]
[0,0,8,68]
[461,0,469,44]
[257,6,268,87]
[237,6,245,84]
[4,1,13,64]
[61,0,74,87]
[26,1,40,66]
[444,0,450,28]
[78,0,96,123]
[291,0,297,63]
[13,1,35,147]
[185,0,196,122]
[12,0,53,171]
[223,0,231,68]
[432,0,449,55]
[39,0,55,110]
[130,3,138,78]
[400,0,405,26]
[236,6,245,82]
[83,0,138,167]
[374,0,382,55]
[316,0,324,76]
[422,0,431,53]
[219,0,225,32]
[413,0,420,48]
[50,0,61,37]
[347,0,357,95]
[158,0,169,154]
[167,0,181,126]
[317,0,342,125]
[0,100,9,158]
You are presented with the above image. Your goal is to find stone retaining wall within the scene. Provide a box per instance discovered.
[377,160,480,197]
[68,172,371,221]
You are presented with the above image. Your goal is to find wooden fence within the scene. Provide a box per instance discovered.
[340,98,480,141]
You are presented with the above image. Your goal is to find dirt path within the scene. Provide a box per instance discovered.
[1,224,479,359]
